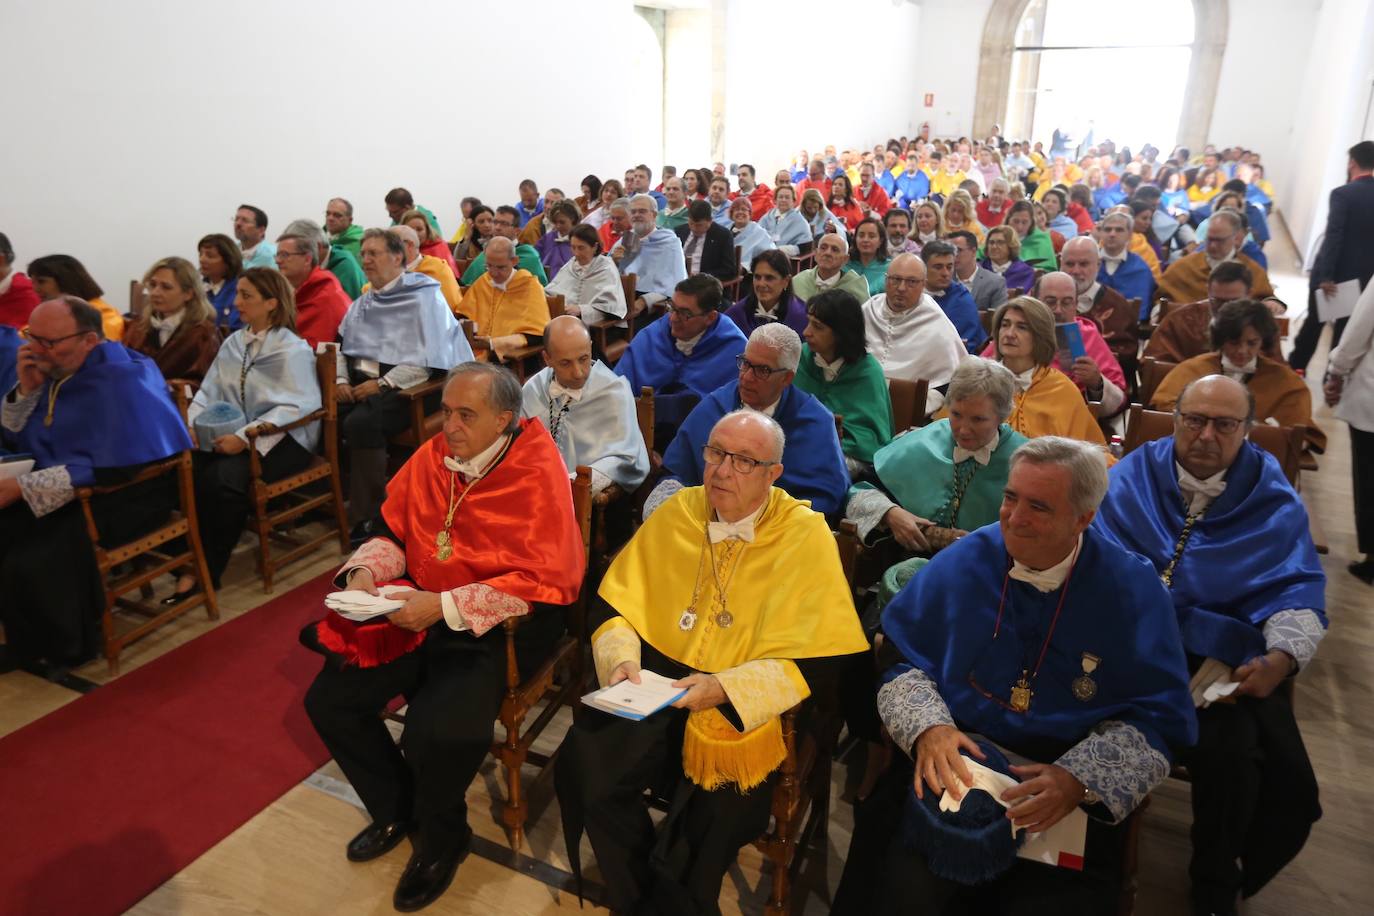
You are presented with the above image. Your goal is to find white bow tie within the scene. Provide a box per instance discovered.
[1007,562,1067,593]
[548,380,584,402]
[753,304,780,321]
[1220,354,1257,376]
[708,518,756,543]
[1011,368,1034,392]
[953,432,999,466]
[1177,466,1227,515]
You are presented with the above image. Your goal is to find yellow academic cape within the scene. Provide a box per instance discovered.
[1005,365,1107,445]
[91,296,124,341]
[414,255,464,316]
[1150,354,1325,452]
[930,170,966,199]
[458,269,548,341]
[594,486,866,790]
[1157,252,1273,305]
[1130,233,1162,282]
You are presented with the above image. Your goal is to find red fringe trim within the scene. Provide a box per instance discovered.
[313,614,428,668]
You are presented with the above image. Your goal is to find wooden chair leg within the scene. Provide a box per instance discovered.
[330,469,349,554]
[102,583,120,676]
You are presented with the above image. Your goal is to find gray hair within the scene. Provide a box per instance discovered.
[946,356,1015,421]
[484,235,516,260]
[328,197,353,218]
[748,323,802,373]
[990,178,1010,193]
[628,193,658,212]
[388,224,420,253]
[715,408,786,462]
[284,218,329,254]
[362,227,405,258]
[1098,210,1132,233]
[277,232,320,267]
[608,196,632,214]
[1008,436,1109,516]
[446,361,522,433]
[1210,208,1244,236]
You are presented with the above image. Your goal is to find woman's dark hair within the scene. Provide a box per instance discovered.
[467,205,495,242]
[691,168,714,198]
[580,175,602,202]
[806,288,867,364]
[831,174,855,205]
[568,223,602,254]
[848,217,889,263]
[1211,298,1277,353]
[747,250,793,305]
[27,254,103,299]
[1041,187,1067,211]
[1006,199,1037,227]
[548,200,583,226]
[197,233,243,279]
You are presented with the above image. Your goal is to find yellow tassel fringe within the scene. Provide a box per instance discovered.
[681,708,784,791]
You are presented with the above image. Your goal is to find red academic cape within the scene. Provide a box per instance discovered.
[421,238,459,275]
[0,271,41,327]
[294,267,351,348]
[312,419,585,666]
[744,184,775,221]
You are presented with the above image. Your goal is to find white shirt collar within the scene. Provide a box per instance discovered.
[1009,533,1082,592]
[443,433,511,480]
[746,397,780,418]
[407,254,423,270]
[814,351,846,382]
[1009,365,1035,391]
[380,271,404,293]
[1076,281,1101,314]
[708,500,766,543]
[1176,461,1227,515]
[548,379,586,402]
[1220,353,1257,380]
[953,429,1000,466]
[814,269,841,290]
[149,309,186,345]
[675,329,706,356]
[204,277,224,296]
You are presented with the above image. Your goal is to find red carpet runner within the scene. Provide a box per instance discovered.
[0,570,337,915]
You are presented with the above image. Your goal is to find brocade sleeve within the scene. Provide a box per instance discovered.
[714,659,810,732]
[1054,721,1170,824]
[877,664,955,758]
[1263,609,1325,670]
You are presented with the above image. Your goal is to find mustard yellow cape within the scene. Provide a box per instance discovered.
[1008,365,1107,445]
[457,269,548,339]
[596,486,866,790]
[415,255,464,316]
[1157,252,1274,305]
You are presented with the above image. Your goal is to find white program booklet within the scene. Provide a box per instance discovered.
[581,670,687,721]
[0,457,34,480]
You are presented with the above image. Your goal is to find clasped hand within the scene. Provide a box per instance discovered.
[607,661,726,711]
[345,567,440,632]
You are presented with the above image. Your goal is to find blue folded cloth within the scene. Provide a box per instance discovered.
[193,402,246,451]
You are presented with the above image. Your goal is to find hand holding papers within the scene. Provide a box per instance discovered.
[325,584,414,622]
[1189,656,1239,708]
[1318,278,1360,322]
[582,670,688,721]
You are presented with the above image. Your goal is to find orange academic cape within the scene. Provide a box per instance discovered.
[307,418,585,666]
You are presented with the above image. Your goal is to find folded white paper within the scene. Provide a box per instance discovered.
[1318,278,1361,322]
[325,584,413,621]
[581,670,686,721]
[0,459,34,481]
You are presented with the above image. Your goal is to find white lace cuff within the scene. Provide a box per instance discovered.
[643,477,682,520]
[877,666,955,757]
[845,487,897,542]
[19,465,75,517]
[1054,721,1169,824]
[2,385,41,432]
[1263,609,1325,670]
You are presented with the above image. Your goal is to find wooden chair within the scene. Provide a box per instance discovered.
[590,273,640,365]
[491,465,594,845]
[128,279,147,316]
[1135,357,1178,409]
[980,309,995,340]
[752,520,860,915]
[888,378,930,433]
[789,241,815,275]
[1007,286,1025,299]
[1122,406,1305,487]
[77,452,219,675]
[389,375,448,453]
[245,347,350,592]
[1276,315,1290,339]
[588,386,655,572]
[721,245,746,302]
[454,257,473,284]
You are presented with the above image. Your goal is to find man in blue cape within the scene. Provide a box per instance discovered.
[1095,211,1156,315]
[645,323,849,521]
[614,274,747,442]
[835,436,1196,913]
[521,316,649,497]
[0,297,192,666]
[1092,375,1325,914]
[613,194,688,311]
[922,240,987,352]
[337,228,473,542]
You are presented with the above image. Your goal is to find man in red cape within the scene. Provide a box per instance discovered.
[303,361,584,912]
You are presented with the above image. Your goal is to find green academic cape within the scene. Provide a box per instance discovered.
[330,224,364,260]
[793,346,893,464]
[328,246,367,300]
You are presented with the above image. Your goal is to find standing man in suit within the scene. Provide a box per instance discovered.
[1291,141,1374,372]
[675,200,738,284]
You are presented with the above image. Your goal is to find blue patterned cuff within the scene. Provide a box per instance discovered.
[877,666,954,758]
[642,478,682,520]
[1054,721,1169,824]
[1263,609,1325,670]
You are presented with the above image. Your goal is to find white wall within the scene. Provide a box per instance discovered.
[911,0,995,138]
[720,0,925,177]
[0,0,639,306]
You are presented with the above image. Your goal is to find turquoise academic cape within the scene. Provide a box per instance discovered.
[614,314,747,429]
[793,346,893,464]
[854,420,1025,529]
[1092,438,1327,667]
[521,362,650,490]
[662,382,850,518]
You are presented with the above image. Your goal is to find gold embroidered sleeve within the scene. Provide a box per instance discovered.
[592,617,642,687]
[714,659,810,733]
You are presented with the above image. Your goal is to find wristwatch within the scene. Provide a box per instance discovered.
[1082,787,1100,805]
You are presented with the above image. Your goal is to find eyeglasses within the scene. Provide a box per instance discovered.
[21,327,90,349]
[703,444,776,474]
[736,356,783,378]
[275,249,308,259]
[1179,413,1246,435]
[668,307,707,321]
[887,276,925,288]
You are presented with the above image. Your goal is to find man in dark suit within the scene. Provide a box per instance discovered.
[675,200,737,285]
[1290,140,1374,371]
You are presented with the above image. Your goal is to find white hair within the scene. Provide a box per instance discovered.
[609,196,632,214]
[1098,210,1132,232]
[716,408,786,461]
[748,323,802,372]
[1009,436,1109,515]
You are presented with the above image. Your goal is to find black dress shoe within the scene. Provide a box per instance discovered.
[346,820,411,863]
[1349,559,1374,585]
[393,828,471,912]
[160,585,201,607]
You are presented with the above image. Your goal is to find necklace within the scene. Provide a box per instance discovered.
[937,459,979,528]
[433,437,513,560]
[1160,506,1207,588]
[546,395,574,442]
[677,523,746,632]
[239,333,262,406]
[989,553,1078,714]
[44,376,73,427]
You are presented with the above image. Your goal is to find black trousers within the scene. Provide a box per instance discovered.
[303,608,563,858]
[833,757,1125,916]
[339,387,414,450]
[1287,289,1348,372]
[0,476,175,664]
[555,706,775,916]
[1186,690,1320,909]
[193,437,313,587]
[1352,425,1374,555]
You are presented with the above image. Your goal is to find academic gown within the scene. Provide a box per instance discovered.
[460,245,549,287]
[731,221,776,269]
[985,364,1106,445]
[848,258,892,296]
[615,228,689,298]
[122,316,222,384]
[0,324,18,394]
[294,266,351,348]
[327,246,367,300]
[0,271,41,327]
[723,293,808,337]
[331,224,364,260]
[614,314,747,430]
[931,283,987,352]
[793,346,893,464]
[1017,229,1058,269]
[662,382,851,518]
[546,255,628,324]
[205,278,240,329]
[1098,253,1156,318]
[338,271,473,371]
[457,270,548,352]
[758,208,811,250]
[521,362,650,491]
[1150,354,1325,452]
[1157,252,1274,306]
[535,229,573,279]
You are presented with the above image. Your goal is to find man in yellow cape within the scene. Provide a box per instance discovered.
[556,410,866,915]
[456,236,548,361]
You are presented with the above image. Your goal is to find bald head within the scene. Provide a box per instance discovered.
[388,224,421,262]
[542,315,593,390]
[1037,271,1078,322]
[885,253,928,311]
[1059,236,1100,293]
[1173,374,1254,479]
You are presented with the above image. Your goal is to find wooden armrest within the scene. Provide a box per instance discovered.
[593,483,625,508]
[394,377,445,401]
[245,408,328,440]
[76,453,185,499]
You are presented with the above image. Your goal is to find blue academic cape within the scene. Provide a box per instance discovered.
[6,343,192,486]
[1092,438,1327,667]
[192,327,322,453]
[0,324,19,395]
[881,524,1197,764]
[662,382,850,518]
[894,171,930,208]
[515,199,544,228]
[876,170,897,196]
[614,313,747,429]
[932,283,987,352]
[1098,253,1156,319]
[337,272,473,371]
[615,228,688,298]
[759,209,811,249]
[1093,186,1126,213]
[711,201,733,227]
[207,280,240,329]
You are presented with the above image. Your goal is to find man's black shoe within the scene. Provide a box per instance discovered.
[392,828,471,912]
[345,820,410,863]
